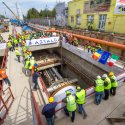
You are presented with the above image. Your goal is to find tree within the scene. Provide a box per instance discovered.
[27,8,40,19]
[27,7,56,19]
[0,15,5,18]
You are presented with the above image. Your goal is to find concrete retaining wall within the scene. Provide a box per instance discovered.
[29,42,60,52]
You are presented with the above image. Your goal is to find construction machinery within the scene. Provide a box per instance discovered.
[2,1,25,26]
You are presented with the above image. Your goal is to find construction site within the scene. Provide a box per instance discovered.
[0,24,125,125]
[0,0,125,125]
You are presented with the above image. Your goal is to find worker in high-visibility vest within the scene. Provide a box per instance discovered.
[13,38,18,47]
[63,91,76,122]
[15,48,21,62]
[109,72,118,96]
[29,57,36,75]
[76,86,87,118]
[0,68,11,86]
[7,41,13,51]
[94,76,104,105]
[102,74,111,100]
[22,46,27,53]
[96,44,102,50]
[23,52,28,63]
[87,44,91,53]
[73,37,78,47]
[29,51,32,59]
[32,63,38,75]
[24,58,30,76]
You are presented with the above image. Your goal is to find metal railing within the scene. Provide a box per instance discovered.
[31,91,42,125]
[39,77,50,98]
[0,87,14,124]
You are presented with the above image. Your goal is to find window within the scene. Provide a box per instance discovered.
[76,15,81,25]
[87,15,94,23]
[98,14,107,31]
[71,16,74,23]
[76,9,80,14]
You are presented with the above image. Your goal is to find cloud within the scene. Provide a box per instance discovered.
[0,0,72,18]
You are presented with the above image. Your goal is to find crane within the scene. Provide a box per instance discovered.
[2,1,19,20]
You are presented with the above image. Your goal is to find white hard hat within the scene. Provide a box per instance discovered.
[102,74,107,78]
[97,76,101,79]
[32,57,34,60]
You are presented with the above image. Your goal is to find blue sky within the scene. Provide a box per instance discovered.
[0,0,71,18]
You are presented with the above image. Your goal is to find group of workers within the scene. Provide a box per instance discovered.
[86,43,102,54]
[2,30,118,125]
[95,72,118,105]
[42,86,87,125]
[62,34,102,53]
[6,32,42,90]
[42,71,118,125]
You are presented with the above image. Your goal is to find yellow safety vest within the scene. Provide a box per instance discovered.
[66,95,76,112]
[76,89,85,104]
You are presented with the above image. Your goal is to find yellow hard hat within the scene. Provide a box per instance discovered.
[76,86,81,90]
[48,97,54,103]
[109,72,114,76]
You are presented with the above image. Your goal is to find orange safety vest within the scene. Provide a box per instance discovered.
[0,69,7,79]
[32,66,38,75]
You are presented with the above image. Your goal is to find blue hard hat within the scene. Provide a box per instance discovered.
[34,63,38,67]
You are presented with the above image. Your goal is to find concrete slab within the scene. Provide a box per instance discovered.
[28,43,60,52]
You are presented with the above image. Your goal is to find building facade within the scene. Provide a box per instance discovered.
[55,2,68,26]
[68,0,125,34]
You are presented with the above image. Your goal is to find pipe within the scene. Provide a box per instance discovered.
[46,70,54,81]
[47,69,55,81]
[44,70,53,84]
[28,24,125,50]
[51,67,63,80]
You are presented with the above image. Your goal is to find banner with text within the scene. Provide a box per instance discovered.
[114,0,125,14]
[0,43,6,49]
[26,37,59,47]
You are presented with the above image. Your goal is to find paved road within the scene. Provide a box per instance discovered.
[2,25,33,125]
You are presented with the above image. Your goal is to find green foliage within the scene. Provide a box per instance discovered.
[0,15,5,18]
[27,8,40,19]
[27,8,56,19]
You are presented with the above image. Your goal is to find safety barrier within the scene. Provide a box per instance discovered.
[31,91,42,125]
[0,87,14,124]
[29,23,125,50]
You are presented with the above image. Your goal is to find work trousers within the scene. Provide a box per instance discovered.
[33,79,38,89]
[3,77,11,86]
[64,107,75,122]
[110,87,116,96]
[77,104,87,116]
[46,116,54,125]
[95,92,103,105]
[16,55,20,62]
[88,48,90,53]
[25,69,30,76]
[104,90,110,100]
